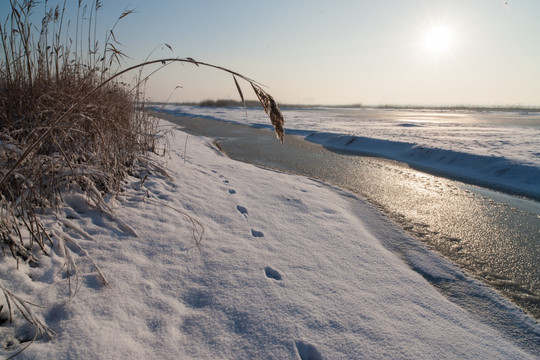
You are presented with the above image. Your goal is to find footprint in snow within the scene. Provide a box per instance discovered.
[295,340,323,360]
[236,205,248,216]
[264,266,282,281]
[251,229,264,238]
[219,174,229,183]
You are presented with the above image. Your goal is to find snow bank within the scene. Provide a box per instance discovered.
[2,119,538,359]
[304,132,540,199]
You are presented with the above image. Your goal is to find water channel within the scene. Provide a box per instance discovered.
[155,112,540,321]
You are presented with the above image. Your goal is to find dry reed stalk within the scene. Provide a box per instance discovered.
[1,1,285,355]
[0,1,154,352]
[0,283,56,358]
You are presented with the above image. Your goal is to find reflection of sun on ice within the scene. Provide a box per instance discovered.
[423,25,455,55]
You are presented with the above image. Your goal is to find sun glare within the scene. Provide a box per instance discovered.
[423,25,455,55]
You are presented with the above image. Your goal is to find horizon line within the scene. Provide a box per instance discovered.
[152,99,540,112]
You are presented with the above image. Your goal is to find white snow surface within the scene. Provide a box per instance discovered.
[155,105,540,199]
[1,119,538,359]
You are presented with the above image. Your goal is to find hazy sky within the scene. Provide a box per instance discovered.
[4,0,540,105]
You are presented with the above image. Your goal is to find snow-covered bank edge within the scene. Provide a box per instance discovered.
[301,131,540,201]
[2,118,538,359]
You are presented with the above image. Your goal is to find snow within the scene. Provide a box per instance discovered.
[1,118,538,359]
[154,105,540,199]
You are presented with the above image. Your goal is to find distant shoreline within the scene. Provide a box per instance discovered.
[151,100,540,113]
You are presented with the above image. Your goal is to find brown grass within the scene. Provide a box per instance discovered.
[1,0,284,355]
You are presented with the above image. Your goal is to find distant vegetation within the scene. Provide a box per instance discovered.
[167,99,540,113]
[199,99,263,108]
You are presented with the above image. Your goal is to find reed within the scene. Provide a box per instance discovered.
[0,0,284,354]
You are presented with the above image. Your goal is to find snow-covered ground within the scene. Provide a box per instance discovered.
[155,105,540,199]
[1,118,538,359]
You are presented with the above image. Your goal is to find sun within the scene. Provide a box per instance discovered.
[422,25,455,55]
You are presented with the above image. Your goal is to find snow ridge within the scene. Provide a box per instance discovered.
[304,132,540,200]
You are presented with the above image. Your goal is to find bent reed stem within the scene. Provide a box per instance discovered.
[0,57,284,189]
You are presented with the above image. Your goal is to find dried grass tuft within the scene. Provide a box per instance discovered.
[0,283,55,359]
[0,0,158,352]
[1,0,284,355]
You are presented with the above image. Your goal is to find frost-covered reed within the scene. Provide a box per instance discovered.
[0,0,283,355]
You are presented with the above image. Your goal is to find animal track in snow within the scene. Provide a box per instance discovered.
[295,340,323,360]
[251,229,264,238]
[218,174,230,183]
[236,205,248,215]
[264,266,282,281]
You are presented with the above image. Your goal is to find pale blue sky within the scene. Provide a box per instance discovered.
[4,0,540,105]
